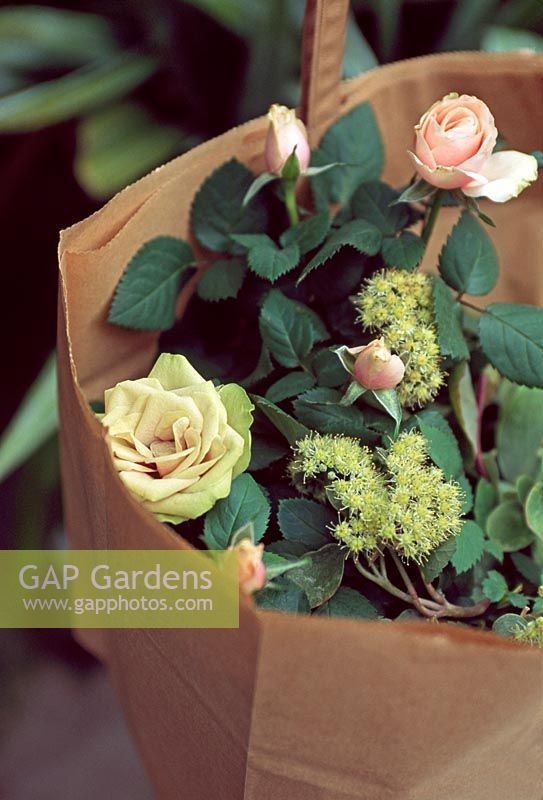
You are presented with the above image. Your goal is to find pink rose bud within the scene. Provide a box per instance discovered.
[231,540,266,595]
[265,104,311,177]
[408,92,538,201]
[354,338,405,391]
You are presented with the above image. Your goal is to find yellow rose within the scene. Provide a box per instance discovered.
[100,354,253,524]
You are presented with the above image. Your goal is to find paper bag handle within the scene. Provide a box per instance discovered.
[300,0,350,145]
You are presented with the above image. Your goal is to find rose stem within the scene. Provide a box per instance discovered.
[283,179,299,226]
[421,189,444,247]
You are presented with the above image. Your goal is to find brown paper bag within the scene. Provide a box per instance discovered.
[58,1,543,797]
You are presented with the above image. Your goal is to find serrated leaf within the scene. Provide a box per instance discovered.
[422,537,456,582]
[288,543,345,608]
[310,102,384,207]
[280,212,331,255]
[432,277,470,360]
[196,258,246,302]
[350,181,408,234]
[240,346,274,389]
[507,592,530,609]
[202,474,270,549]
[479,303,543,388]
[232,234,300,282]
[293,387,371,439]
[485,541,504,562]
[438,210,499,295]
[381,232,424,270]
[451,520,485,574]
[109,236,194,331]
[525,482,543,540]
[265,371,315,403]
[256,583,310,614]
[449,361,478,457]
[416,413,463,479]
[191,159,268,252]
[497,385,543,481]
[315,587,381,619]
[312,347,349,388]
[482,569,508,602]
[252,395,310,445]
[298,219,382,283]
[277,498,335,549]
[259,289,328,368]
[486,500,535,552]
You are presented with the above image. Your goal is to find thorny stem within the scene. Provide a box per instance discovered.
[421,189,444,247]
[354,553,493,620]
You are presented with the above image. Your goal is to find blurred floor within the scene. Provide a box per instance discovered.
[0,655,153,800]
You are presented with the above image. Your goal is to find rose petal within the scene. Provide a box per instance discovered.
[408,151,475,190]
[462,150,539,203]
[120,471,199,502]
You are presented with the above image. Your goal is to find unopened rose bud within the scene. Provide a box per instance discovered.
[231,540,266,595]
[265,104,310,177]
[354,338,405,391]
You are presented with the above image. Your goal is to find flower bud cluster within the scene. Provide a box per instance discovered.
[514,616,543,648]
[290,430,463,563]
[354,270,444,408]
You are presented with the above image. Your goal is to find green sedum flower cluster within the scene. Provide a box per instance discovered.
[290,430,463,563]
[514,617,543,648]
[354,269,444,408]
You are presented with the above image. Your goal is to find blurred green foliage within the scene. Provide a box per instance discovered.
[1,0,543,549]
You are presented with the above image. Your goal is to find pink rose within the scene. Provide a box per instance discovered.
[409,93,538,202]
[231,540,266,595]
[265,104,311,176]
[353,339,405,391]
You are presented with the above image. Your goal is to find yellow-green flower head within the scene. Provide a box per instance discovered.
[354,269,444,408]
[514,617,543,648]
[290,431,463,563]
[100,353,253,524]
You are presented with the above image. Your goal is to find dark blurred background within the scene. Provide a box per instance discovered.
[0,0,542,796]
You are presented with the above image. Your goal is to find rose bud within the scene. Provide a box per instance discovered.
[408,93,537,201]
[354,338,405,391]
[265,104,311,177]
[231,540,266,595]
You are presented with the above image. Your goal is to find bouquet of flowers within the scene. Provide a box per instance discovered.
[99,91,543,644]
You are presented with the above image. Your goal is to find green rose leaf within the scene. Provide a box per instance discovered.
[240,346,274,389]
[310,102,383,207]
[280,212,331,255]
[259,289,328,368]
[497,386,543,481]
[350,181,408,234]
[191,159,268,252]
[256,583,310,614]
[422,537,456,583]
[432,278,470,361]
[265,371,316,404]
[474,478,499,532]
[109,236,194,330]
[231,234,300,282]
[393,178,435,205]
[277,498,335,549]
[479,304,543,388]
[298,219,382,283]
[486,500,535,552]
[451,520,486,575]
[288,543,345,608]
[293,387,373,440]
[416,412,463,479]
[261,552,311,580]
[248,435,288,472]
[369,388,402,437]
[381,232,425,271]
[525,482,543,540]
[438,210,499,295]
[252,395,310,445]
[196,258,246,302]
[203,473,270,549]
[482,570,508,602]
[312,347,348,388]
[449,361,478,457]
[315,587,381,619]
[492,613,529,638]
